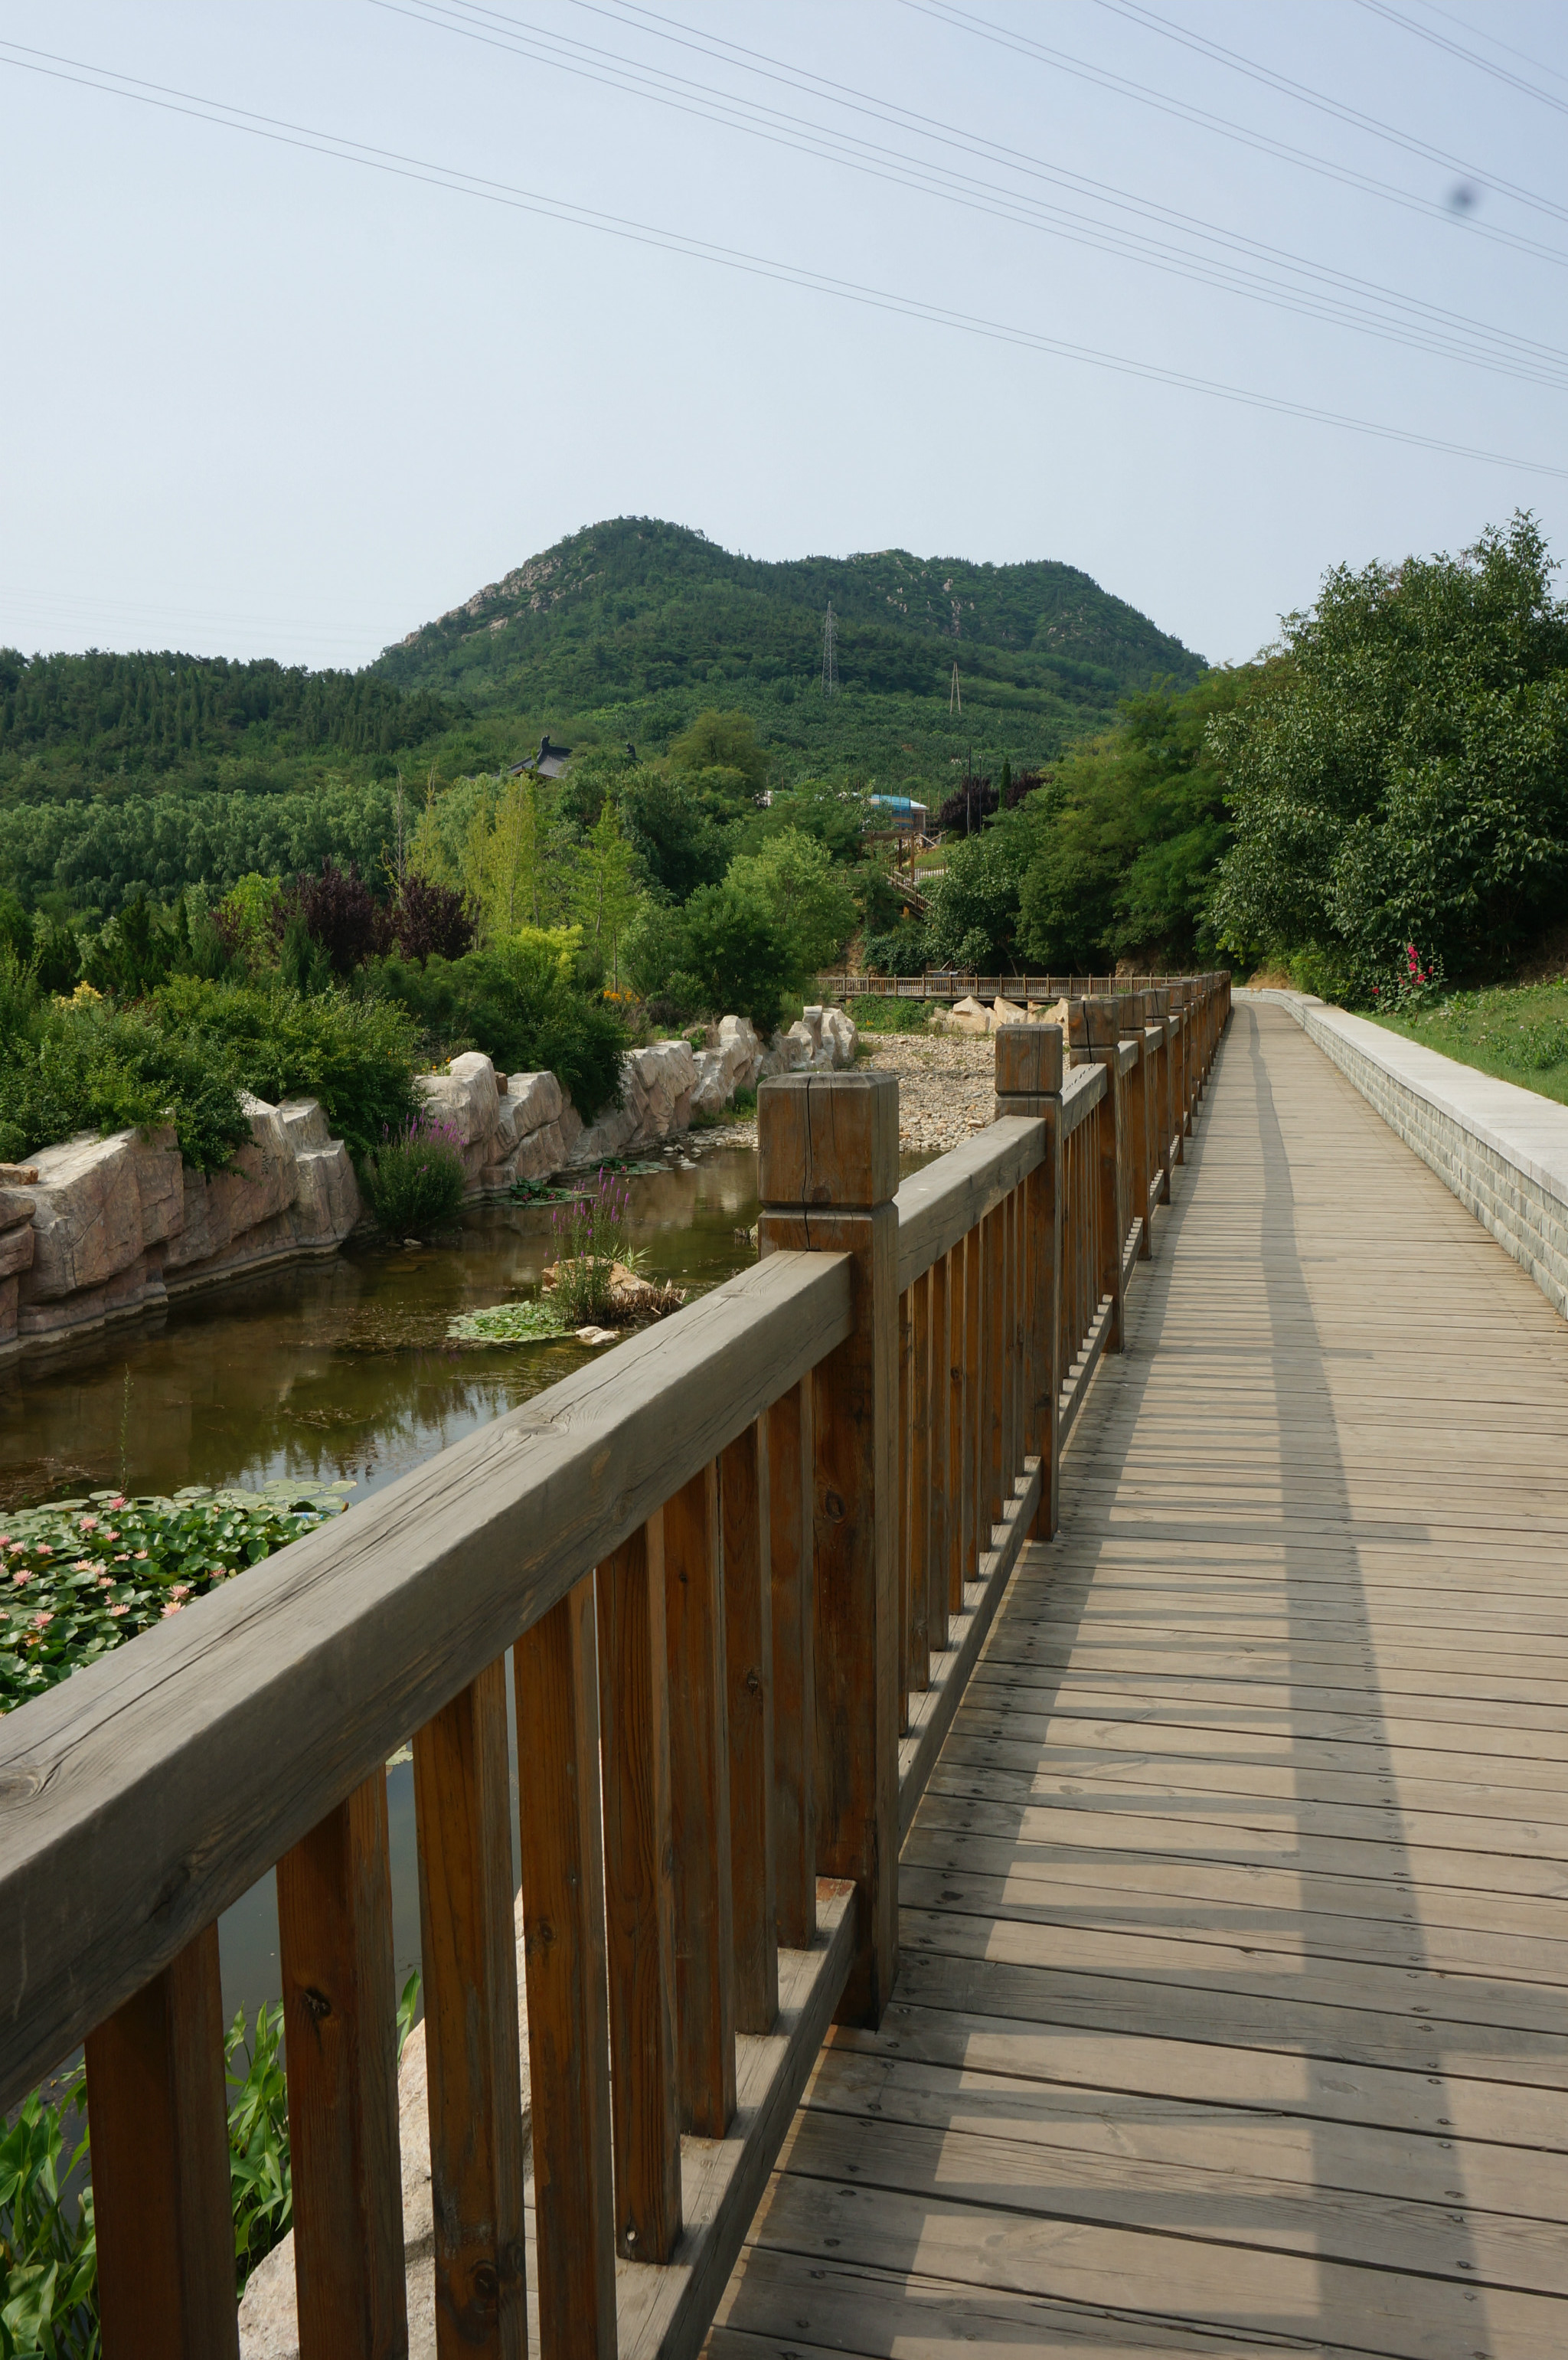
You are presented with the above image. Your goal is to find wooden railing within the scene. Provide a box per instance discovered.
[816,969,1196,1002]
[0,976,1229,2360]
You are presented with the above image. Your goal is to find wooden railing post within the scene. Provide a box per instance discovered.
[1069,997,1126,1355]
[720,1417,779,2034]
[757,1069,900,2027]
[85,1923,239,2360]
[664,1463,736,2135]
[995,1024,1062,1540]
[767,1381,816,1952]
[276,1769,405,2359]
[1116,993,1150,1261]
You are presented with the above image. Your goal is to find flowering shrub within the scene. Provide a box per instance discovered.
[547,1168,638,1323]
[1369,941,1446,1016]
[361,1113,467,1236]
[0,1482,350,1716]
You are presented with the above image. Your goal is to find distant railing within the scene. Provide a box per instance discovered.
[816,970,1187,1002]
[0,977,1230,2359]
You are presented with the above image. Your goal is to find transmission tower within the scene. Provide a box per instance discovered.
[821,600,839,697]
[949,662,962,715]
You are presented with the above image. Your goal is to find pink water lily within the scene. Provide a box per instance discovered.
[169,1582,192,1599]
[31,1612,53,1629]
[108,1603,129,1617]
[72,1558,95,1572]
[160,1600,184,1618]
[77,1515,99,1531]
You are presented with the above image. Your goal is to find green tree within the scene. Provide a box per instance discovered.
[1014,670,1245,972]
[1210,513,1568,988]
[571,796,641,988]
[620,767,730,899]
[676,883,795,1034]
[724,828,857,977]
[667,708,769,797]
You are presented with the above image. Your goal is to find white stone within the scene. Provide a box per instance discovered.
[821,1007,859,1069]
[415,1051,500,1149]
[20,1126,181,1303]
[947,994,993,1037]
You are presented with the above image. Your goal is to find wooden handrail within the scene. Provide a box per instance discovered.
[0,974,1231,2359]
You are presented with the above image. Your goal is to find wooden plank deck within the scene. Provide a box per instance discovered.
[709,995,1568,2359]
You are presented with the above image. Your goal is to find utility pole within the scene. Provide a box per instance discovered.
[821,600,839,697]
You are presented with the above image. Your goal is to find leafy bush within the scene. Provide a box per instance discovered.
[675,883,795,1035]
[149,976,422,1159]
[862,925,929,976]
[0,957,252,1172]
[1212,513,1568,989]
[390,874,474,963]
[0,1482,351,1717]
[367,937,628,1120]
[284,858,383,976]
[0,2078,96,2358]
[361,1116,468,1235]
[851,995,932,1033]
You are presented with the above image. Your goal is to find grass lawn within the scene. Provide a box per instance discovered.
[1369,979,1568,1108]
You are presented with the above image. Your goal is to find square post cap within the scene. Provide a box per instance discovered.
[1068,996,1120,1054]
[758,1070,900,1208]
[1114,992,1143,1035]
[995,1022,1062,1098]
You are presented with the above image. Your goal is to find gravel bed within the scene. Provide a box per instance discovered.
[858,1034,996,1155]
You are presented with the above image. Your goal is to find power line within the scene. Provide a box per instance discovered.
[1404,0,1568,93]
[1089,0,1568,230]
[906,0,1568,277]
[386,0,1568,392]
[1352,0,1568,119]
[4,37,1566,484]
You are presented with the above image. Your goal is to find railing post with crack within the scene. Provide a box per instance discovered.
[756,1068,900,2026]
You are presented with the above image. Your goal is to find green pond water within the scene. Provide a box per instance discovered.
[2,1143,763,2041]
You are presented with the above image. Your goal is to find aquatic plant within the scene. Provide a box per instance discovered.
[0,1482,351,1717]
[547,1169,637,1323]
[361,1113,467,1236]
[447,1299,567,1344]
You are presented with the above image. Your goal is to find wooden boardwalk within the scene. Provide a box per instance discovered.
[711,995,1568,2360]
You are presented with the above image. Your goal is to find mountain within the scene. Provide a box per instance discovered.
[373,517,1204,789]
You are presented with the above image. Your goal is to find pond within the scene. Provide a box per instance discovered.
[2,1142,763,2044]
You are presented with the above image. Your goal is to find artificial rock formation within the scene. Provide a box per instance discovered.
[2,1097,360,1364]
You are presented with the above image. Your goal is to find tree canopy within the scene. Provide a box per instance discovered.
[1210,514,1568,989]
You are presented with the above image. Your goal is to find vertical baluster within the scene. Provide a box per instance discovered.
[928,1249,951,1651]
[946,1242,966,1620]
[758,1069,900,2025]
[86,1924,238,2360]
[897,1284,912,1731]
[995,1025,1063,1538]
[721,1419,778,2034]
[514,1578,616,2357]
[413,1662,527,2356]
[276,1770,403,2360]
[985,1203,1005,1529]
[596,1516,681,2264]
[665,1463,736,2132]
[768,1380,816,1952]
[908,1267,932,1695]
[962,1218,982,1583]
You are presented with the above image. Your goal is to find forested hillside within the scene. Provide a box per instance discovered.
[376,516,1204,786]
[0,518,1201,917]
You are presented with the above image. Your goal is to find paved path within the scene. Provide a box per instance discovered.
[710,996,1568,2359]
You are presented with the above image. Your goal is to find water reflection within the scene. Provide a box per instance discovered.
[0,1146,762,1515]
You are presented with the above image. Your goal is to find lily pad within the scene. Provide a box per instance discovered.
[447,1299,569,1345]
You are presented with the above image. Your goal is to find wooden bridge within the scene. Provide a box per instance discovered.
[5,977,1567,2358]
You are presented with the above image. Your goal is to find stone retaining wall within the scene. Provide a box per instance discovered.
[0,1008,860,1364]
[1249,989,1568,1321]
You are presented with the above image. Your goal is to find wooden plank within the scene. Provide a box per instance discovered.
[84,1921,238,2360]
[413,1659,527,2356]
[0,1247,853,2111]
[962,1219,981,1585]
[514,1575,616,2356]
[596,1515,682,2264]
[276,1769,404,2359]
[722,1418,779,2035]
[896,1283,911,1728]
[664,1461,736,2135]
[947,1240,966,1616]
[737,2159,1568,2360]
[907,1268,931,1696]
[893,1116,1043,1293]
[985,1202,1005,1531]
[926,1252,949,1658]
[766,1384,815,1955]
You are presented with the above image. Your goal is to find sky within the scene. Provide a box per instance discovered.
[2,0,1566,672]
